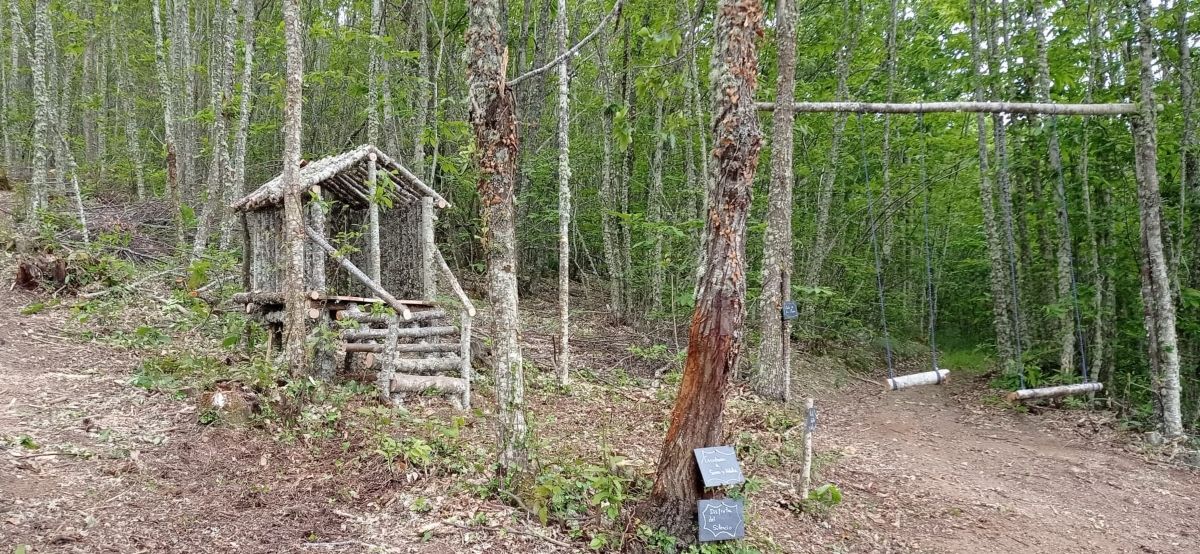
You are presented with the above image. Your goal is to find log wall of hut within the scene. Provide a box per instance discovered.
[324,203,370,296]
[380,201,424,299]
[247,209,284,292]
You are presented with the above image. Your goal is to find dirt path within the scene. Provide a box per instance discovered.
[807,376,1200,553]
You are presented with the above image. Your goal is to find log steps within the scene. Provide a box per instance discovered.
[337,304,470,410]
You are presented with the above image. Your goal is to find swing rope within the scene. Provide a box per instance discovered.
[918,114,943,382]
[1049,115,1092,384]
[996,116,1027,390]
[858,113,896,380]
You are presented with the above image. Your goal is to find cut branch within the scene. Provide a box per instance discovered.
[507,0,624,88]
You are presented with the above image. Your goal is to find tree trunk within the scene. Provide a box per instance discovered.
[192,1,236,261]
[618,18,635,318]
[1179,0,1197,295]
[969,0,1014,370]
[641,0,763,539]
[1081,1,1105,385]
[555,0,571,386]
[648,96,666,314]
[753,0,797,402]
[1033,0,1077,378]
[152,0,182,244]
[412,3,430,175]
[467,0,529,475]
[28,0,50,224]
[597,22,625,320]
[224,0,256,246]
[281,0,308,375]
[800,0,854,324]
[1132,0,1183,438]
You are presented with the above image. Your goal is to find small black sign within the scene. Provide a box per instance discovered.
[694,446,745,488]
[806,406,817,433]
[781,301,799,320]
[697,499,746,542]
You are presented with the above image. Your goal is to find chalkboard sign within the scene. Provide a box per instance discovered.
[697,499,745,542]
[781,301,799,320]
[806,406,818,433]
[693,446,745,488]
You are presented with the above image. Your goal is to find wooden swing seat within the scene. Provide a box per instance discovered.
[885,369,950,391]
[1006,382,1102,402]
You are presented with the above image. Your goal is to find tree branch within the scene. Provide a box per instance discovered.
[507,0,624,88]
[755,101,1140,116]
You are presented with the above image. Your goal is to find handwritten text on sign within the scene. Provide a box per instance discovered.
[693,446,745,488]
[781,300,799,320]
[697,499,746,542]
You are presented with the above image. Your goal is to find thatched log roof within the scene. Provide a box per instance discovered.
[230,144,449,213]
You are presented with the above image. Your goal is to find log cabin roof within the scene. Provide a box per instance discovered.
[230,144,449,213]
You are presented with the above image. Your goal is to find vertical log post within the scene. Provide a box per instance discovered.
[421,196,436,299]
[459,310,472,409]
[367,152,381,284]
[306,186,327,291]
[800,397,814,498]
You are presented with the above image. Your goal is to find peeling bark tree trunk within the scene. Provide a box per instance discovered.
[753,0,796,402]
[281,0,308,375]
[641,0,763,539]
[555,0,571,386]
[1132,0,1183,437]
[467,0,529,475]
[970,0,1014,369]
[1033,0,1077,378]
[1179,0,1197,293]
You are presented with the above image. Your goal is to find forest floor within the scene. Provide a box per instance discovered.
[2,194,1199,553]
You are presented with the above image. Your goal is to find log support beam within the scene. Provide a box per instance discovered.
[755,101,1139,116]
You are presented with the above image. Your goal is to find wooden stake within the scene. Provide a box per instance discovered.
[801,397,814,499]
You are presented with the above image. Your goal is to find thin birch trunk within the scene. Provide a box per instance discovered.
[1132,0,1183,437]
[153,0,182,244]
[222,0,256,247]
[281,0,308,375]
[192,1,236,260]
[119,36,145,200]
[970,0,1014,367]
[467,0,529,474]
[367,0,382,280]
[1033,0,1077,377]
[754,0,797,402]
[618,19,634,318]
[596,23,625,320]
[801,0,854,324]
[555,0,571,385]
[880,0,898,259]
[1081,0,1105,385]
[648,96,666,314]
[1178,0,1196,294]
[412,3,430,176]
[28,0,50,223]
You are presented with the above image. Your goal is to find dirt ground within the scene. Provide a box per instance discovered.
[2,206,1198,553]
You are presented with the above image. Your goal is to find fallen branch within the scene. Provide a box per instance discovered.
[507,0,624,88]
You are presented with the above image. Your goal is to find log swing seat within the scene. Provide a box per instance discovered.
[858,114,951,393]
[230,144,476,411]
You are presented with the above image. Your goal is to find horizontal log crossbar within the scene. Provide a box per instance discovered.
[755,101,1139,116]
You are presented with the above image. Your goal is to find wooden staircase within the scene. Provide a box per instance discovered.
[338,302,472,409]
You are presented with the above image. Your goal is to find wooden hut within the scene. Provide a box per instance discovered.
[230,144,476,409]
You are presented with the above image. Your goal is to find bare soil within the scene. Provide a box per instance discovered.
[2,205,1198,553]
